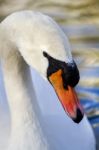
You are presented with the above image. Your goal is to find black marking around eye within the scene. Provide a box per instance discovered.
[43,51,80,88]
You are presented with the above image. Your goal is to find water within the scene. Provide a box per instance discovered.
[0,0,99,148]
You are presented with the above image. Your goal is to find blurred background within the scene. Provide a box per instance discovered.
[0,0,99,149]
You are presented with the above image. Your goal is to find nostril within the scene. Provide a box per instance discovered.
[73,108,84,123]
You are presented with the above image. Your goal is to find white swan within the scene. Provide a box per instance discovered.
[0,10,96,150]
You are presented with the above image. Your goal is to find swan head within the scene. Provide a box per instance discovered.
[18,12,84,123]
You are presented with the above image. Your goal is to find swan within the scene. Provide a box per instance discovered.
[0,10,96,150]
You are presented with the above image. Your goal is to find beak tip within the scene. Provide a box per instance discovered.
[72,108,84,124]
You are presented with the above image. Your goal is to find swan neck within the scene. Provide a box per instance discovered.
[2,54,37,124]
[2,52,48,149]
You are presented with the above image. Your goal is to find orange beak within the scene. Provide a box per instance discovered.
[49,69,84,123]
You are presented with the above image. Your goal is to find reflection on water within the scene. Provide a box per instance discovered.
[0,0,99,147]
[0,0,99,24]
